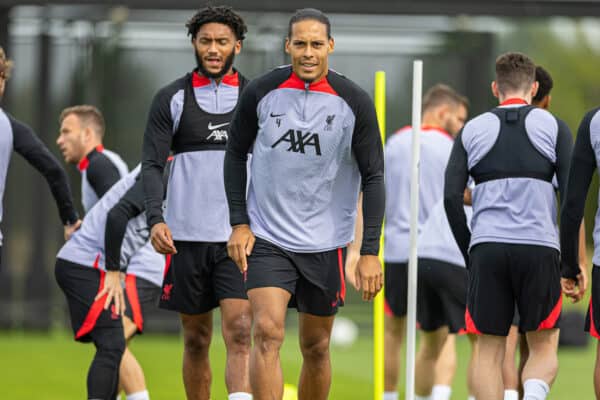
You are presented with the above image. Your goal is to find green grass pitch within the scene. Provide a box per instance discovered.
[0,324,597,399]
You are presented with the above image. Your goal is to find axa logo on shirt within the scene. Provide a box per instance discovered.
[271,129,321,156]
[206,122,229,141]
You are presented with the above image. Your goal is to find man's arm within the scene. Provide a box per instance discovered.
[351,93,385,301]
[560,111,596,280]
[104,176,145,272]
[141,89,174,229]
[10,116,79,226]
[224,80,259,227]
[351,95,385,257]
[86,156,123,199]
[444,132,470,265]
[224,80,259,272]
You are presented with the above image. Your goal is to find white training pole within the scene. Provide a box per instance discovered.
[405,60,423,400]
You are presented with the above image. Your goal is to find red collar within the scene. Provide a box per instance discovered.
[421,125,452,139]
[500,98,528,106]
[278,71,338,96]
[77,145,104,171]
[192,71,239,87]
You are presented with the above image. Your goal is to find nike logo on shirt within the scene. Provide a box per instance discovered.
[270,112,286,118]
[208,122,230,130]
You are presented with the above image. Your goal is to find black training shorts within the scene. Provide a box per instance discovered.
[245,237,347,317]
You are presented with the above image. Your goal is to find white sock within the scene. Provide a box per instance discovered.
[228,393,252,400]
[523,378,550,400]
[504,389,519,400]
[432,384,452,400]
[415,395,432,400]
[126,391,149,400]
[468,396,476,400]
[383,392,398,400]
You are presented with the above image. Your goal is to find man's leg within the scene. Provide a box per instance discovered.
[297,312,335,400]
[521,329,559,400]
[503,325,520,400]
[180,312,214,400]
[518,334,529,398]
[88,326,126,400]
[220,298,252,395]
[474,334,506,400]
[594,341,600,399]
[415,327,449,397]
[467,334,478,399]
[248,287,291,400]
[384,314,406,394]
[430,333,455,400]
[118,317,148,399]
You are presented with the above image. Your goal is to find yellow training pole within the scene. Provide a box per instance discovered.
[373,70,386,400]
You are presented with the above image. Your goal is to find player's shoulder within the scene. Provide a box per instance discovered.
[462,111,500,135]
[582,106,600,132]
[246,65,293,96]
[153,73,190,102]
[327,69,371,106]
[86,147,121,173]
[524,107,560,133]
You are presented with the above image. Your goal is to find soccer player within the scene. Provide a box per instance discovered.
[224,8,385,400]
[0,46,80,267]
[141,6,252,400]
[445,52,572,400]
[559,98,600,399]
[383,84,468,400]
[57,105,128,211]
[502,65,588,400]
[55,166,165,400]
[56,105,159,400]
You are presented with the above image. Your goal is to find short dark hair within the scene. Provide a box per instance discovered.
[422,84,469,114]
[288,8,331,39]
[59,105,106,138]
[495,52,536,96]
[186,6,247,41]
[533,66,553,103]
[0,46,13,80]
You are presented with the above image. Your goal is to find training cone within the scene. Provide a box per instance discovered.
[283,383,298,400]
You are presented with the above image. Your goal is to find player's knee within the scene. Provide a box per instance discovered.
[183,324,212,356]
[92,328,126,366]
[253,316,284,354]
[223,314,252,351]
[300,334,330,363]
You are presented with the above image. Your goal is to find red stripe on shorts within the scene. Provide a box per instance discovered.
[163,254,172,279]
[537,294,562,330]
[75,270,107,340]
[589,297,600,339]
[465,308,482,335]
[125,274,144,333]
[337,248,346,302]
[384,299,393,317]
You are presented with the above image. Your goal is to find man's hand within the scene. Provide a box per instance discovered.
[575,265,589,302]
[561,273,585,303]
[150,222,177,254]
[354,255,383,301]
[95,270,125,315]
[64,219,82,240]
[345,249,361,290]
[227,224,255,273]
